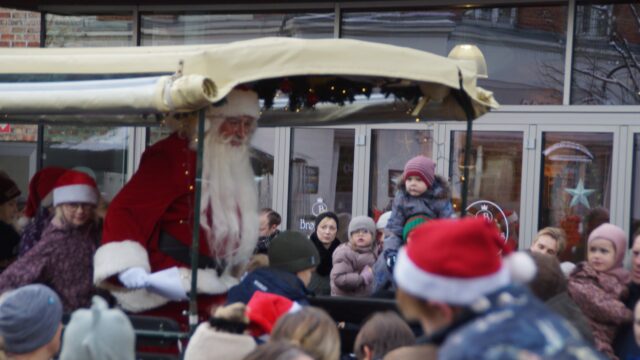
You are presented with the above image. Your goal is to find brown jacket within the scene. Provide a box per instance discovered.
[330,243,377,297]
[568,262,632,360]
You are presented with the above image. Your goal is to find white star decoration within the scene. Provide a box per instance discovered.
[564,179,595,209]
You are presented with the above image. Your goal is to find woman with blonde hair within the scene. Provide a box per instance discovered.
[270,307,340,360]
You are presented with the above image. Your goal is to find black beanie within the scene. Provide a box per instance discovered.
[268,231,320,274]
[0,173,20,205]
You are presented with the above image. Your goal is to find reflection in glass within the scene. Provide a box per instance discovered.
[141,13,334,45]
[288,128,354,236]
[539,132,612,262]
[369,129,433,217]
[342,6,567,105]
[450,131,523,247]
[46,14,133,47]
[571,3,640,104]
[250,128,276,210]
[43,126,128,202]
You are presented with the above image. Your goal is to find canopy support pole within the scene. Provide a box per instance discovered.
[455,74,477,218]
[189,109,205,334]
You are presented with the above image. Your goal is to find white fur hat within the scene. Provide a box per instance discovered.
[208,89,260,119]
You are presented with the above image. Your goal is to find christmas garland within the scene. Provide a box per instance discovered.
[252,76,422,111]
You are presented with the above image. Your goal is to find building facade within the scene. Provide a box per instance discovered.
[0,0,638,263]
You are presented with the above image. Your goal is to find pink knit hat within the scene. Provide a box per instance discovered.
[403,156,436,187]
[588,223,627,269]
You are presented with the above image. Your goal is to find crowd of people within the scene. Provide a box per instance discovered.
[0,88,639,359]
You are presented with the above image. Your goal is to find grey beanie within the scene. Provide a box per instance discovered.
[0,284,63,354]
[268,231,320,274]
[59,296,135,360]
[348,216,377,237]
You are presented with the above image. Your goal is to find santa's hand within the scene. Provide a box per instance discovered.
[118,267,150,289]
[147,267,188,301]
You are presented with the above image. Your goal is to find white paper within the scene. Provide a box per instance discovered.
[147,267,188,301]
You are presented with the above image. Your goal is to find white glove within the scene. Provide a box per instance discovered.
[147,267,188,301]
[118,267,149,289]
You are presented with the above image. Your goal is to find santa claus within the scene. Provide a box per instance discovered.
[94,88,260,328]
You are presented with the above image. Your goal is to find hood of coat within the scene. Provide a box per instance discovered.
[397,174,451,200]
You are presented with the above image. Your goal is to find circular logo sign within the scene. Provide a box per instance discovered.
[312,198,328,217]
[465,200,509,242]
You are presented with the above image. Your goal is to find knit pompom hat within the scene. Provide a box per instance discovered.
[403,156,436,187]
[588,223,627,269]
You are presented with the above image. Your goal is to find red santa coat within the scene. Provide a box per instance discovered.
[94,133,238,326]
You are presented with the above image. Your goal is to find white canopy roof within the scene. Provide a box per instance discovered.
[0,37,498,123]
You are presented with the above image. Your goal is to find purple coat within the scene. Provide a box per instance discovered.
[0,220,99,312]
[330,243,377,297]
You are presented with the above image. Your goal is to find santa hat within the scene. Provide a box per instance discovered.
[394,217,536,307]
[208,88,260,120]
[53,170,98,206]
[403,156,436,187]
[23,167,67,218]
[246,291,301,337]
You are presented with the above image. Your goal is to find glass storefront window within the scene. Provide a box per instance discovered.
[631,134,640,236]
[141,12,334,45]
[450,131,523,247]
[0,125,38,206]
[342,6,567,105]
[288,128,354,236]
[539,132,613,262]
[251,128,276,210]
[571,2,640,105]
[45,14,133,47]
[43,126,129,202]
[369,129,433,217]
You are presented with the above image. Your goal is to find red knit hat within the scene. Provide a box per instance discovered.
[23,167,67,218]
[403,156,436,187]
[394,217,535,306]
[53,170,98,206]
[246,291,301,337]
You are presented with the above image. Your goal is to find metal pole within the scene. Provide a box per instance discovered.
[460,116,473,217]
[189,110,205,334]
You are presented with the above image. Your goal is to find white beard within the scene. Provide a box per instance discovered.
[199,123,259,267]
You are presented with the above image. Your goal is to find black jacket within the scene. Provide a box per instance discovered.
[226,267,311,305]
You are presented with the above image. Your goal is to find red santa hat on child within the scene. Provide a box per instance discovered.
[394,217,536,307]
[246,291,301,338]
[23,167,67,218]
[53,170,98,206]
[208,88,260,120]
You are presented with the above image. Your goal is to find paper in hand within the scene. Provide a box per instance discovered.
[147,267,188,301]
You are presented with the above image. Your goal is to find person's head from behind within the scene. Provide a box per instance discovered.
[403,156,435,197]
[527,252,566,301]
[530,227,566,257]
[0,284,63,358]
[243,341,313,360]
[0,172,21,224]
[348,216,376,251]
[587,223,627,273]
[393,217,535,335]
[59,296,135,360]
[268,231,320,287]
[270,307,340,360]
[52,170,98,228]
[354,311,416,360]
[314,212,339,247]
[260,208,281,237]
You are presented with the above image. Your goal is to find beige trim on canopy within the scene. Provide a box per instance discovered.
[0,37,498,119]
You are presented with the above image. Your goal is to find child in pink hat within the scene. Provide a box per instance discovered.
[372,155,453,294]
[568,223,632,359]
